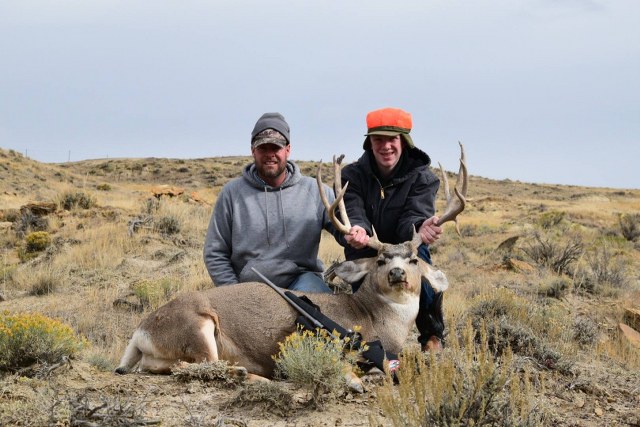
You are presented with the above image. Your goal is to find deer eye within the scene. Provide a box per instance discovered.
[409,258,419,265]
[376,259,387,266]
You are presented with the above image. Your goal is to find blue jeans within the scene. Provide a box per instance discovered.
[289,272,333,293]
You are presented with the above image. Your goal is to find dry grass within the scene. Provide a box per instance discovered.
[1,147,639,425]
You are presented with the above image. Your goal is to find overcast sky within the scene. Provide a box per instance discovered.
[1,1,638,189]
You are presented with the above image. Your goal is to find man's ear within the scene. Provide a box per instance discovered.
[285,144,291,159]
[418,259,448,292]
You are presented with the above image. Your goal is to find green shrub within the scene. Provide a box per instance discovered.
[537,211,565,229]
[25,231,51,253]
[573,317,599,347]
[619,213,640,242]
[132,278,180,309]
[155,215,181,235]
[538,275,572,299]
[59,191,96,210]
[273,326,362,408]
[96,183,112,191]
[86,352,114,372]
[0,311,85,371]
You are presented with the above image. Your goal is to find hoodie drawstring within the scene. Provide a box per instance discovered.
[279,188,290,248]
[263,188,271,246]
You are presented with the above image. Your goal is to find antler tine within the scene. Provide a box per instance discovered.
[317,156,385,251]
[435,143,468,235]
[333,155,351,230]
[317,161,350,235]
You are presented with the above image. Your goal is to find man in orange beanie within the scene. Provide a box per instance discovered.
[337,107,445,351]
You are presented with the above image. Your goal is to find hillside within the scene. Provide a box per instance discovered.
[1,147,639,426]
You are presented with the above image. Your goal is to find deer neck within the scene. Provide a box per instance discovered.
[351,281,420,333]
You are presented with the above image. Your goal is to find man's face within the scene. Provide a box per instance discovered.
[370,134,403,175]
[252,143,291,182]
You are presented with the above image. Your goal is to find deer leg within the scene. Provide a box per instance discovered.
[343,366,364,393]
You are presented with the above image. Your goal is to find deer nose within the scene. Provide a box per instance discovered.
[388,267,406,282]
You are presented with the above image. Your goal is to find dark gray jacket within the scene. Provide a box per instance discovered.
[339,147,440,260]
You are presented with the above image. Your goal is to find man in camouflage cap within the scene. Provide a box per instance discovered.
[204,112,337,293]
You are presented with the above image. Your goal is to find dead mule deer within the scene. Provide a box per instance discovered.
[116,145,468,391]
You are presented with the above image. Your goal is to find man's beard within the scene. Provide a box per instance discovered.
[258,161,286,179]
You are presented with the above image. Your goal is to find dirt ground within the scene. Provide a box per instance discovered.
[1,347,639,426]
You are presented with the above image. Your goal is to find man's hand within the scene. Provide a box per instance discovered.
[418,216,443,244]
[345,225,369,249]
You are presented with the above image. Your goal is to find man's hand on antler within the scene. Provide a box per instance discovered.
[345,225,370,249]
[419,216,443,245]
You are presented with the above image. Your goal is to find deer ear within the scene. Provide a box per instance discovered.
[418,259,449,292]
[333,260,370,283]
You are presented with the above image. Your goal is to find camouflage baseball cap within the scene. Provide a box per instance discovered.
[251,129,288,149]
[251,112,291,148]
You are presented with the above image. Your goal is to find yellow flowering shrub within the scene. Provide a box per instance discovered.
[25,231,51,253]
[273,326,364,407]
[0,311,85,371]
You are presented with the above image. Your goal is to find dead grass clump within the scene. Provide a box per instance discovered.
[573,243,631,296]
[14,210,49,237]
[226,381,295,417]
[375,322,546,426]
[172,360,244,388]
[521,230,584,275]
[10,263,65,296]
[66,392,159,426]
[0,380,65,426]
[460,289,569,372]
[56,222,136,270]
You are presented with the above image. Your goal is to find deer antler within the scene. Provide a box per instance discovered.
[436,142,468,235]
[317,156,385,251]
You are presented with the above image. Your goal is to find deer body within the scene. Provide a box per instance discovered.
[116,238,445,377]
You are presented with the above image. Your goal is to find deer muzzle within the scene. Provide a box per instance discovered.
[388,267,407,284]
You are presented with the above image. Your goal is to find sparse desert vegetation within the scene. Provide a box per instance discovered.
[1,147,639,426]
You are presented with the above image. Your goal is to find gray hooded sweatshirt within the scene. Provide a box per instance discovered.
[203,161,336,288]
